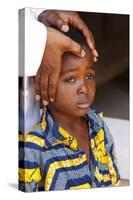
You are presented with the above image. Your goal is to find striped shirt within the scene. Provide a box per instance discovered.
[19,108,120,192]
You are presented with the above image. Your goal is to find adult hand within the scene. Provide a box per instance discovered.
[35,27,86,105]
[38,10,98,60]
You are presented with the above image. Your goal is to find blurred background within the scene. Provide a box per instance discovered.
[78,11,129,185]
[78,12,129,120]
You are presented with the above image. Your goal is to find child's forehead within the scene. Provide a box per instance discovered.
[61,51,94,73]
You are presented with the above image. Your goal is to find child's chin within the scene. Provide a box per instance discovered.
[74,109,88,117]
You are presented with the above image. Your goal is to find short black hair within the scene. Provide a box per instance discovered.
[64,26,88,48]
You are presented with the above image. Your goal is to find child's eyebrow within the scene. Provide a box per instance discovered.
[61,65,95,75]
[63,67,80,73]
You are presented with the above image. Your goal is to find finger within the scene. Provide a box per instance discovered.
[76,20,98,58]
[89,30,95,47]
[48,69,60,102]
[82,26,94,50]
[67,38,86,57]
[69,14,95,50]
[89,31,98,58]
[40,72,49,106]
[48,14,69,32]
[82,26,98,58]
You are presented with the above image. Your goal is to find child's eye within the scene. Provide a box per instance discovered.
[64,77,75,83]
[86,74,95,80]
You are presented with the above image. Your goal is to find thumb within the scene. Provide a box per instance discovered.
[68,38,86,57]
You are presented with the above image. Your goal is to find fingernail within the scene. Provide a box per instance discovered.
[43,100,49,106]
[81,49,86,57]
[61,25,69,32]
[50,98,54,102]
[35,95,41,101]
[93,57,98,62]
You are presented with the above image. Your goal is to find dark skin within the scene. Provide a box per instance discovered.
[47,47,96,165]
[35,10,98,105]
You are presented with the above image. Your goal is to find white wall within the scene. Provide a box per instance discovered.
[104,117,130,179]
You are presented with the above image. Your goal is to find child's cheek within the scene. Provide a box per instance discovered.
[89,83,96,101]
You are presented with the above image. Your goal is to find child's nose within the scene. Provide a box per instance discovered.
[78,84,88,94]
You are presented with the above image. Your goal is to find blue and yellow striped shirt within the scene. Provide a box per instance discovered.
[19,108,120,192]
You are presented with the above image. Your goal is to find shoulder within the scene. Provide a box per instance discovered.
[19,121,47,150]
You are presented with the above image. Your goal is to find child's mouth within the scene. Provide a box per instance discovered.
[76,102,89,109]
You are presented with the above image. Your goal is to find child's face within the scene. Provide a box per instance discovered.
[48,50,96,117]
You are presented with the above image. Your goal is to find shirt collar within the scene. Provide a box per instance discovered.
[41,108,103,151]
